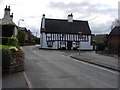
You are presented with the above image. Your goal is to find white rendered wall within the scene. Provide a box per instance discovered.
[40,33,47,48]
[80,36,93,50]
[2,10,15,25]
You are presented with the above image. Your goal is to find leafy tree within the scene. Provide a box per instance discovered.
[17,30,25,46]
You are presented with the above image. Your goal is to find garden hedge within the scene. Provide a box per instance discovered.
[2,24,15,37]
[1,37,19,47]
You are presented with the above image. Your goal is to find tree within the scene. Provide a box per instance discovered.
[17,30,25,46]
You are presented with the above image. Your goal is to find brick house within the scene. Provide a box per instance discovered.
[108,26,120,51]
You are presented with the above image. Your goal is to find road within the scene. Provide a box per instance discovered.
[22,46,118,88]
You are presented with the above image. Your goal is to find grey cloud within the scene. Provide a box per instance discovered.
[48,1,117,34]
[0,0,5,5]
[48,1,117,16]
[90,21,112,34]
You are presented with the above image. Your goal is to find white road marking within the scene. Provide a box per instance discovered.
[34,49,119,75]
[61,54,119,75]
[72,58,119,75]
[23,72,33,88]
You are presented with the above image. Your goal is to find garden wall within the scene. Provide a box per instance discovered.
[2,49,25,73]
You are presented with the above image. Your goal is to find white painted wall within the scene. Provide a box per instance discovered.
[40,33,47,48]
[80,36,93,50]
[2,8,15,25]
[40,33,93,50]
[42,14,45,29]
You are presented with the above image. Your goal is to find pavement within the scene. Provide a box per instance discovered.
[2,71,28,88]
[70,51,120,72]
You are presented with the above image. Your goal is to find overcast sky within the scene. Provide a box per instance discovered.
[0,0,119,37]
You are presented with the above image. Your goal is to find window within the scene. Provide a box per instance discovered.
[60,41,66,45]
[47,41,53,47]
[47,34,51,41]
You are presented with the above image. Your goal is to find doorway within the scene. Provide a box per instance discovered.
[67,41,72,50]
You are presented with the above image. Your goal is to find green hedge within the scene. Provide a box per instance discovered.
[0,37,19,47]
[2,24,15,37]
[0,37,9,45]
[92,40,106,51]
[7,37,18,46]
[17,30,25,45]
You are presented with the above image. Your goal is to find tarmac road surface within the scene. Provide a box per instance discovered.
[22,46,119,88]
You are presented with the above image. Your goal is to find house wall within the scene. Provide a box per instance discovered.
[80,36,93,50]
[40,33,93,50]
[109,36,120,51]
[40,33,58,49]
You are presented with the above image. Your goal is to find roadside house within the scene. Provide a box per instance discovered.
[40,14,93,50]
[1,5,18,37]
[18,27,35,45]
[108,26,120,51]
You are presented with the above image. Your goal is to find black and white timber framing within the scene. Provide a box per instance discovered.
[40,14,93,50]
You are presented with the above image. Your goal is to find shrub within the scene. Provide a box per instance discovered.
[34,38,40,44]
[92,40,106,51]
[0,37,9,45]
[2,24,15,37]
[97,41,106,51]
[17,30,25,46]
[7,37,18,46]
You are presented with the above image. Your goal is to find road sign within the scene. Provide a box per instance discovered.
[79,35,84,39]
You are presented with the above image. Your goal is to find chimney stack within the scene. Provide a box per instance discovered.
[10,13,13,21]
[118,1,120,20]
[68,13,73,22]
[42,14,45,29]
[4,5,10,18]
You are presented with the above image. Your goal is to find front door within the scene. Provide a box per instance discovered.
[67,41,72,50]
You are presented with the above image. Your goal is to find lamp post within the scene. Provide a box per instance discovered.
[78,32,82,54]
[18,19,24,27]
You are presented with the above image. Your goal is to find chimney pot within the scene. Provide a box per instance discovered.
[68,13,73,22]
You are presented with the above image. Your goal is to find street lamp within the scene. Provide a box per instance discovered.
[18,19,24,27]
[78,32,82,54]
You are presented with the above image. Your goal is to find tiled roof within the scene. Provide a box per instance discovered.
[109,26,120,36]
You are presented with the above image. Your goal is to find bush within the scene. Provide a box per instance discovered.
[7,37,18,46]
[0,37,9,45]
[34,38,40,44]
[92,40,106,51]
[97,41,106,51]
[2,24,15,37]
[17,30,25,45]
[0,37,19,47]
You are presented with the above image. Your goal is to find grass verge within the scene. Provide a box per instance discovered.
[0,45,12,50]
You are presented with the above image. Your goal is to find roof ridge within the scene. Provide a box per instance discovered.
[45,18,87,22]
